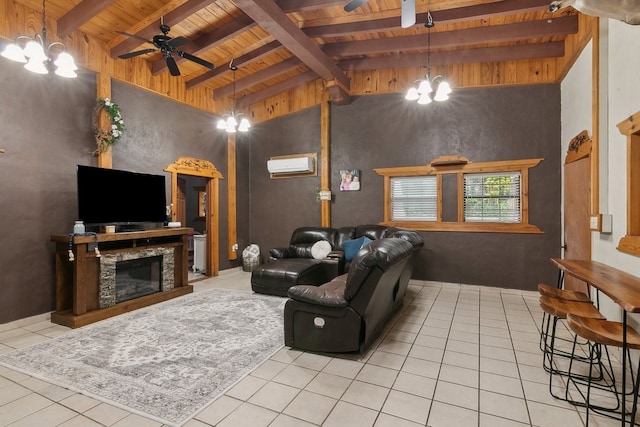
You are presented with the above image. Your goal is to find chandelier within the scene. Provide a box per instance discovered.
[405,12,451,105]
[1,0,78,78]
[216,60,250,133]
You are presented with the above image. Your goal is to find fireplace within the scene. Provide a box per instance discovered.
[115,256,162,303]
[99,248,175,308]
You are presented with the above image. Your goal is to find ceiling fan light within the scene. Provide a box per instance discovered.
[433,92,449,102]
[216,118,227,129]
[24,57,48,74]
[417,79,432,95]
[405,87,420,101]
[54,52,77,71]
[238,118,251,132]
[1,43,27,63]
[437,81,452,96]
[23,40,45,60]
[225,122,237,133]
[226,115,238,128]
[55,66,77,78]
[417,91,432,105]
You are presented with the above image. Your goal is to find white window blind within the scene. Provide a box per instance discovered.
[464,172,521,222]
[391,176,437,221]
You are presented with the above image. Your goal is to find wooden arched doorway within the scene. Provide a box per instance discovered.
[165,157,223,276]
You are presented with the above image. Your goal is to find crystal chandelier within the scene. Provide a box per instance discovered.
[216,60,251,133]
[405,12,451,105]
[1,0,78,78]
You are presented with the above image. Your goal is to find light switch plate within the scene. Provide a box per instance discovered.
[589,215,601,231]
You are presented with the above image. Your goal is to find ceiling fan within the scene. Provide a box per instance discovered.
[344,0,416,28]
[548,0,640,25]
[116,19,215,76]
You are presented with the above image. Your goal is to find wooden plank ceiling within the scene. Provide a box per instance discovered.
[11,0,582,111]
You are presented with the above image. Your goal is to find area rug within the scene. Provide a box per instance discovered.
[0,288,286,426]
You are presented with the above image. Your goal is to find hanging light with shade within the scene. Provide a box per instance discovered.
[216,60,251,133]
[1,0,78,78]
[405,11,451,105]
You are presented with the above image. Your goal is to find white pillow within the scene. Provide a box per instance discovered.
[311,240,332,259]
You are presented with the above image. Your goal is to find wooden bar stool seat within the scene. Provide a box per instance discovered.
[565,314,640,426]
[538,283,594,354]
[539,296,604,320]
[538,283,591,302]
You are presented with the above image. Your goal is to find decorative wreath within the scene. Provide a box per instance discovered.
[92,97,125,154]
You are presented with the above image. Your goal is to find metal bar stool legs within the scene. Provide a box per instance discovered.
[539,295,607,402]
[566,314,640,426]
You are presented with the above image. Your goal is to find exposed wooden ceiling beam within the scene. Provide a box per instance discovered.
[236,70,318,109]
[186,41,283,90]
[110,0,216,59]
[57,0,116,39]
[322,15,578,57]
[233,0,349,90]
[337,41,565,71]
[278,0,345,13]
[214,57,304,99]
[304,0,551,37]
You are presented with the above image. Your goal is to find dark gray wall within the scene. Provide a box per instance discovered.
[0,61,242,324]
[249,87,562,290]
[0,62,96,324]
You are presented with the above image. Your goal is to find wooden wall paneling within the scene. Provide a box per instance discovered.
[96,73,112,168]
[227,133,238,260]
[320,101,330,227]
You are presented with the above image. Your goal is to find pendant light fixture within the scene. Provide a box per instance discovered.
[216,60,251,133]
[1,0,78,78]
[405,12,451,104]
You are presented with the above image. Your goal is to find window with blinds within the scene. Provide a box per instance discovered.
[391,176,437,221]
[464,172,521,223]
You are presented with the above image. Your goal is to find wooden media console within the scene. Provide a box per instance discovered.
[51,228,193,328]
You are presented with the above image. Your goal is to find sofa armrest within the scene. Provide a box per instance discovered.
[269,247,291,259]
[326,250,344,260]
[287,280,348,307]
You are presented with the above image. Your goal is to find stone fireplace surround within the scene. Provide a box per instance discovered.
[99,248,174,308]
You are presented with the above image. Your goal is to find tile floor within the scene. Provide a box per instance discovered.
[0,270,630,426]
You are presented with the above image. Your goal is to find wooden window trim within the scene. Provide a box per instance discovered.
[616,111,640,257]
[375,157,544,234]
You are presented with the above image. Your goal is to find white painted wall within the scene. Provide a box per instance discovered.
[561,19,640,322]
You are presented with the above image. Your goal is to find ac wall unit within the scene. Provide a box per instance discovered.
[267,156,315,174]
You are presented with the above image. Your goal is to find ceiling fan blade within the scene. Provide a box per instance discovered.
[164,52,181,76]
[115,30,153,45]
[177,51,215,70]
[166,36,190,50]
[344,0,368,12]
[401,0,416,28]
[119,48,156,59]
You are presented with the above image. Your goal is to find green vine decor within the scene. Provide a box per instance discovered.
[92,97,125,154]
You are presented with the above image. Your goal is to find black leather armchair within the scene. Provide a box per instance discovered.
[283,238,414,353]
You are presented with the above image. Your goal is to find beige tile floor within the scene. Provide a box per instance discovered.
[0,270,631,426]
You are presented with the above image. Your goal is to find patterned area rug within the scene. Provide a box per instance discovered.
[0,289,286,426]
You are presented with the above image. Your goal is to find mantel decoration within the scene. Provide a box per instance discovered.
[92,97,125,154]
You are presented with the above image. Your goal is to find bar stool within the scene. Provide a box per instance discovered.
[539,295,607,402]
[538,283,592,354]
[566,313,640,426]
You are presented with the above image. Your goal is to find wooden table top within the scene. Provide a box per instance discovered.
[551,258,640,313]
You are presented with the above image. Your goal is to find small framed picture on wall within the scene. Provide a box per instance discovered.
[340,169,360,191]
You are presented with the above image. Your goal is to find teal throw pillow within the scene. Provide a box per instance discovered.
[343,236,372,262]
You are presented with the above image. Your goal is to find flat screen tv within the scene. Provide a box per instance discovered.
[77,165,167,228]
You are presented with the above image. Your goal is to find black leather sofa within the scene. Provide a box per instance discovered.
[283,237,415,353]
[250,224,423,298]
